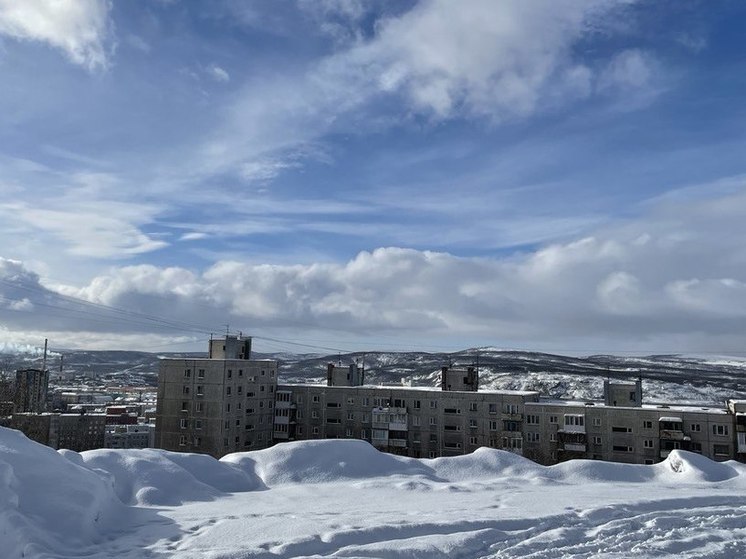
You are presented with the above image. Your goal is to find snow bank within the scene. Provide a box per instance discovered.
[64,447,264,506]
[3,426,746,559]
[231,439,436,486]
[0,427,124,558]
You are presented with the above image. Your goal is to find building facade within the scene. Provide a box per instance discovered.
[155,337,746,465]
[154,335,278,457]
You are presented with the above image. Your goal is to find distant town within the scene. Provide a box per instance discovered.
[2,335,745,466]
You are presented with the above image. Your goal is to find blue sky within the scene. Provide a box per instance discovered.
[1,0,746,355]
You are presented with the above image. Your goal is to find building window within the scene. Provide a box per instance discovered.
[429,417,437,426]
[363,397,369,406]
[691,423,701,432]
[312,411,319,419]
[593,436,602,444]
[469,436,478,445]
[469,402,478,412]
[180,418,187,429]
[238,386,243,395]
[469,419,478,428]
[488,403,497,414]
[182,386,190,395]
[226,386,232,396]
[198,369,205,378]
[564,415,584,427]
[184,369,191,378]
[412,416,421,427]
[347,397,355,405]
[179,435,187,446]
[527,432,540,443]
[713,424,729,436]
[526,414,539,425]
[195,402,203,412]
[181,401,188,411]
[360,429,367,438]
[413,400,421,409]
[714,444,730,456]
[612,426,632,433]
[196,386,204,396]
[550,433,558,442]
[489,420,498,431]
[505,404,518,414]
[549,415,558,424]
[430,401,437,409]
[227,369,232,379]
[195,420,202,430]
[227,403,231,412]
[312,427,319,435]
[313,395,320,403]
[643,439,654,448]
[593,418,602,427]
[347,412,355,420]
[238,369,243,377]
[612,445,633,452]
[643,420,653,429]
[428,451,437,458]
[346,429,353,437]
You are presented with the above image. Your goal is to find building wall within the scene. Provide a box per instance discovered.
[275,384,540,459]
[105,424,155,449]
[155,357,278,458]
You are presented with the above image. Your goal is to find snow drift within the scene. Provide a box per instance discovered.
[2,426,746,558]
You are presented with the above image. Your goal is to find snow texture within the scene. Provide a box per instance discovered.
[2,426,746,558]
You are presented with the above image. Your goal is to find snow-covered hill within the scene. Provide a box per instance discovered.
[2,347,745,403]
[2,426,746,558]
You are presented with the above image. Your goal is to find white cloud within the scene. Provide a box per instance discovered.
[0,182,740,353]
[200,0,653,180]
[0,0,113,71]
[208,64,230,82]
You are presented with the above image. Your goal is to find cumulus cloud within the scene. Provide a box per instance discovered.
[0,0,113,71]
[0,183,742,353]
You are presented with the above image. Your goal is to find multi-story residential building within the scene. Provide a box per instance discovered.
[14,368,49,413]
[155,336,746,465]
[154,335,278,457]
[105,423,155,449]
[7,411,106,451]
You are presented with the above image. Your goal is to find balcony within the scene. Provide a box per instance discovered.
[659,430,686,441]
[563,443,586,452]
[275,401,295,410]
[274,416,290,425]
[501,413,523,421]
[389,439,407,448]
[738,432,746,453]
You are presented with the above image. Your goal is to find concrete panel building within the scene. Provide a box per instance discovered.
[155,336,746,465]
[155,335,278,458]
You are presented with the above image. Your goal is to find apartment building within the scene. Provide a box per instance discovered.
[105,423,155,449]
[7,411,106,451]
[155,337,746,464]
[154,335,278,457]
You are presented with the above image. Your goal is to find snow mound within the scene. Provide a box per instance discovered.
[63,447,264,505]
[229,439,436,485]
[0,427,124,558]
[427,446,545,481]
[662,449,745,482]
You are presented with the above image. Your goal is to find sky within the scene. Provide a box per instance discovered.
[1,0,746,356]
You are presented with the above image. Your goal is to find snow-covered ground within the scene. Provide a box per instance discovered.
[2,427,746,559]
